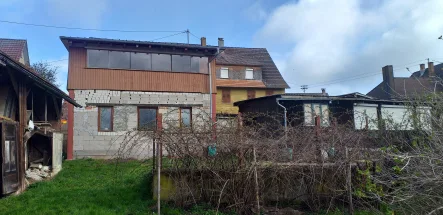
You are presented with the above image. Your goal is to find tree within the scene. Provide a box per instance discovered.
[31,61,59,86]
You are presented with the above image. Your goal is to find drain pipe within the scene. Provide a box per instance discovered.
[276,98,287,130]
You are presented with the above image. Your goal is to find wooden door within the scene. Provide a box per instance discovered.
[1,121,19,195]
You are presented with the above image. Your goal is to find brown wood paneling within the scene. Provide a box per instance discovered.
[247,90,256,99]
[68,48,210,93]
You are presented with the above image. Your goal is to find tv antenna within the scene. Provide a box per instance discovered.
[301,85,308,93]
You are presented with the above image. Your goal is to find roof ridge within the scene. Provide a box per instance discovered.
[0,38,27,41]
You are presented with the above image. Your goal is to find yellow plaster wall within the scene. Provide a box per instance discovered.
[216,88,285,115]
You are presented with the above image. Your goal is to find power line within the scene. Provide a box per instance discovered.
[0,19,184,33]
[189,31,200,39]
[149,31,187,42]
[46,59,68,63]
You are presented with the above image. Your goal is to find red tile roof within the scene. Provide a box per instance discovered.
[0,38,26,61]
[216,79,267,88]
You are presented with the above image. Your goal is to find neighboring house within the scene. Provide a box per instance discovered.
[215,39,289,116]
[0,38,30,66]
[60,36,219,159]
[0,49,80,195]
[234,91,431,131]
[367,63,442,100]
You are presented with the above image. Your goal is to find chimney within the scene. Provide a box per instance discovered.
[428,61,435,77]
[218,38,224,47]
[419,64,426,77]
[382,65,395,99]
[321,88,326,95]
[201,37,206,46]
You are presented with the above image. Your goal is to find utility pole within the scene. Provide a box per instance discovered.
[186,29,190,44]
[301,85,308,93]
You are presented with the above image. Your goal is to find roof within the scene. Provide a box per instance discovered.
[59,36,219,53]
[0,38,26,61]
[367,77,438,100]
[0,50,81,107]
[410,63,443,78]
[233,92,408,106]
[216,48,289,89]
[216,79,267,88]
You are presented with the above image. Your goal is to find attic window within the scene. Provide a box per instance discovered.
[245,68,253,79]
[221,68,229,79]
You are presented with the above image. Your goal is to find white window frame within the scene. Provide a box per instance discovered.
[220,68,229,79]
[245,68,254,80]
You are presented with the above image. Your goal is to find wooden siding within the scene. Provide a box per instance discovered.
[68,48,211,93]
[216,88,285,115]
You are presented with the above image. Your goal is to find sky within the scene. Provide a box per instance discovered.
[1,0,443,95]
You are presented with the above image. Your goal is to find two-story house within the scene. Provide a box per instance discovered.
[61,36,218,159]
[214,39,289,116]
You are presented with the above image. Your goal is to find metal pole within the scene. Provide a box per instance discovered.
[346,147,354,214]
[253,146,260,214]
[157,139,161,215]
[186,29,189,44]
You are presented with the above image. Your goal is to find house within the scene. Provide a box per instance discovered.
[60,36,219,159]
[234,91,431,131]
[0,38,30,66]
[0,47,81,195]
[214,39,289,117]
[367,63,442,100]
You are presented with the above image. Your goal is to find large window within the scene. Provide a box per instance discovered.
[87,49,109,68]
[98,107,113,131]
[172,55,191,72]
[138,107,158,130]
[87,49,208,73]
[109,51,130,69]
[131,52,151,70]
[152,54,172,71]
[180,107,192,127]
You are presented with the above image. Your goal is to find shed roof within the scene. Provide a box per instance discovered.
[0,50,81,107]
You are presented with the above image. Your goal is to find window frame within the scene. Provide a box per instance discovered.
[220,68,229,79]
[245,68,254,80]
[98,106,114,132]
[137,107,158,131]
[179,107,192,127]
[222,89,231,103]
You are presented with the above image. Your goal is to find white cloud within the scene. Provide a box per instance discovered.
[45,0,109,27]
[255,0,443,95]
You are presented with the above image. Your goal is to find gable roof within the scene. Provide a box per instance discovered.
[0,38,27,62]
[410,62,443,78]
[216,48,289,89]
[367,77,438,100]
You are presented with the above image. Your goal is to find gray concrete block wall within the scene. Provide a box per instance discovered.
[73,90,211,159]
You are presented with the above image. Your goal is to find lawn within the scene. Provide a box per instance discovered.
[0,159,224,215]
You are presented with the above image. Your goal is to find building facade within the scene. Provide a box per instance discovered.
[61,37,218,159]
[214,45,289,116]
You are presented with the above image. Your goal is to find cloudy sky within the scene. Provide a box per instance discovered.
[1,0,443,95]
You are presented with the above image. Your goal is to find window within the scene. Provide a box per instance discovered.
[131,52,151,70]
[266,90,274,96]
[180,107,192,127]
[98,107,113,131]
[138,107,158,130]
[222,89,231,103]
[245,68,254,79]
[191,57,209,73]
[303,103,329,127]
[87,49,109,68]
[109,51,130,69]
[247,90,256,99]
[220,68,229,79]
[172,55,191,72]
[152,54,172,71]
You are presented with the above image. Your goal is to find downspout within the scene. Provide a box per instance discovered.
[276,98,287,130]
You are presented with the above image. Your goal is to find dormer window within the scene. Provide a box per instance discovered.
[221,68,229,79]
[245,68,253,79]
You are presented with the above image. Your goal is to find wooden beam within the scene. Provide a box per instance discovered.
[6,67,19,97]
[18,80,27,192]
[52,95,60,120]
